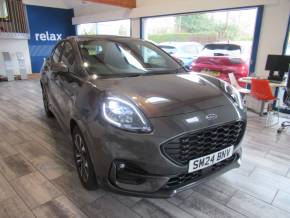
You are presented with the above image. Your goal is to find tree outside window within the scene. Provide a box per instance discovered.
[0,0,9,21]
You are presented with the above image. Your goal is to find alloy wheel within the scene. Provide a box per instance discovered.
[42,89,49,111]
[42,87,53,117]
[74,133,89,183]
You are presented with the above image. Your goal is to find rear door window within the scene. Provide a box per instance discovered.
[201,44,241,56]
[52,42,63,63]
[61,41,77,72]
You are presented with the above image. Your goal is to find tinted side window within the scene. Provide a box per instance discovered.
[52,43,63,63]
[61,41,76,72]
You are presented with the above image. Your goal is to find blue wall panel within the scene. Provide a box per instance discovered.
[26,5,75,72]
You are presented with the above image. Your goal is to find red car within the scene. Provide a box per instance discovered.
[191,43,248,87]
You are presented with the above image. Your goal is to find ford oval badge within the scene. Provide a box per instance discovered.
[206,114,218,121]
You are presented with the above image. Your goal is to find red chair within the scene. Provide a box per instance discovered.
[251,78,280,125]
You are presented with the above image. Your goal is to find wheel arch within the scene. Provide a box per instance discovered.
[70,118,79,136]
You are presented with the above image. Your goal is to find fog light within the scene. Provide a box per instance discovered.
[112,160,147,185]
[118,163,126,170]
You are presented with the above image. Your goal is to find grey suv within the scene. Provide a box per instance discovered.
[40,36,246,198]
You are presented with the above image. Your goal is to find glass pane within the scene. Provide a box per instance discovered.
[76,19,131,37]
[77,23,97,35]
[78,39,181,77]
[62,42,75,67]
[0,0,9,20]
[52,43,63,63]
[285,31,290,56]
[142,8,258,87]
[276,24,290,111]
[96,19,130,36]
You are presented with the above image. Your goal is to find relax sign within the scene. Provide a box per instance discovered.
[27,5,74,72]
[35,31,62,41]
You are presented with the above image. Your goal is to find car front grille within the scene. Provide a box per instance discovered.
[161,121,245,165]
[165,154,238,189]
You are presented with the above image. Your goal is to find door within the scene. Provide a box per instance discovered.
[47,42,64,119]
[57,41,84,127]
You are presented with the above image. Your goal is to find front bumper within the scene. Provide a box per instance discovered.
[104,149,241,198]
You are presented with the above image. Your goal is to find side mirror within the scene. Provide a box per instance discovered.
[53,62,69,73]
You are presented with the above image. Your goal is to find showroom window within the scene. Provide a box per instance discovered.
[276,16,290,113]
[77,23,97,35]
[284,22,290,56]
[141,8,259,85]
[77,19,131,36]
[0,0,8,21]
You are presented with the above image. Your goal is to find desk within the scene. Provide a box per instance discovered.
[238,77,286,115]
[238,77,286,88]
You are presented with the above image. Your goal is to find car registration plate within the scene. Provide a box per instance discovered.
[188,146,233,173]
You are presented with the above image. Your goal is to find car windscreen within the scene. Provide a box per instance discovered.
[201,44,241,57]
[78,39,182,77]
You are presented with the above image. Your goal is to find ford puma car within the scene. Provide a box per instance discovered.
[191,43,249,87]
[40,36,246,198]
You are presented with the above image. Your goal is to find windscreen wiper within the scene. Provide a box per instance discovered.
[99,73,143,78]
[143,69,184,76]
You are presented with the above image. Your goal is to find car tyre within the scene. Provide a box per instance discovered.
[42,86,54,117]
[72,125,98,190]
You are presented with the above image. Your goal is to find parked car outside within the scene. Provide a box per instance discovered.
[191,43,249,87]
[158,42,203,70]
[40,36,246,198]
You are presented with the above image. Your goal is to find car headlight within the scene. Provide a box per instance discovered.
[222,81,244,110]
[102,96,152,133]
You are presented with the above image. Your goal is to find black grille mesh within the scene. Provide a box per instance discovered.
[161,121,245,165]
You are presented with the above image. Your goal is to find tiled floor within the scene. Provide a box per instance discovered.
[0,80,290,218]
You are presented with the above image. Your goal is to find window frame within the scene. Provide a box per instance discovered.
[62,39,85,78]
[140,6,263,74]
[282,15,290,55]
[61,40,76,72]
[51,42,64,64]
[274,15,290,114]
